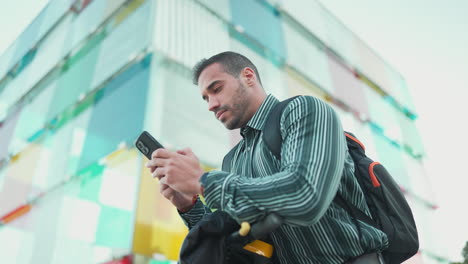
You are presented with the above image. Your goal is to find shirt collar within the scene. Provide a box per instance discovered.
[241,94,279,133]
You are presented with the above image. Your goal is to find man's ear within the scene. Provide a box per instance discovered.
[242,67,256,87]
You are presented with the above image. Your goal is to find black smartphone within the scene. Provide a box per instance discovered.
[135,131,164,159]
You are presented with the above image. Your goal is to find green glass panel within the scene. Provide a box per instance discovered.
[95,205,133,248]
[78,162,105,202]
[46,35,102,123]
[79,170,103,203]
[364,88,402,143]
[372,131,410,188]
[13,81,57,143]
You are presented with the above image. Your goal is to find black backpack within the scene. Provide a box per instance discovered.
[222,96,419,264]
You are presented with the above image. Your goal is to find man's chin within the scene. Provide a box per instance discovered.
[223,120,243,130]
[222,119,235,130]
[223,123,235,130]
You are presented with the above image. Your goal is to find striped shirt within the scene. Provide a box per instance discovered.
[181,94,388,264]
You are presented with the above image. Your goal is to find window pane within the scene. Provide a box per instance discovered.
[355,38,394,96]
[153,0,230,68]
[24,16,72,93]
[46,44,100,122]
[229,0,286,59]
[12,81,57,144]
[91,0,151,88]
[279,0,328,44]
[322,10,359,68]
[78,64,149,171]
[68,0,107,50]
[328,54,369,118]
[282,20,334,95]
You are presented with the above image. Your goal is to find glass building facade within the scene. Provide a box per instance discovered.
[0,0,447,263]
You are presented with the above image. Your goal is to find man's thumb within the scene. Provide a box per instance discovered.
[177,147,192,156]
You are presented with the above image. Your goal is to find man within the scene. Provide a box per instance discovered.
[146,51,388,263]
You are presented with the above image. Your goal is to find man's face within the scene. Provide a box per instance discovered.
[198,63,251,130]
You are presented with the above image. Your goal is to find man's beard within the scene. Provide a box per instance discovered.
[223,82,249,130]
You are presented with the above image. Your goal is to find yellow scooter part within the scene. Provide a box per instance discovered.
[238,221,274,258]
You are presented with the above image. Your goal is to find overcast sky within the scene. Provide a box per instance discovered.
[1,0,467,262]
[318,0,468,261]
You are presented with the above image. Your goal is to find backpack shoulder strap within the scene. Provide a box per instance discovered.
[263,96,300,160]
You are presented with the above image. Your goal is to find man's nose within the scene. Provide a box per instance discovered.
[208,97,220,112]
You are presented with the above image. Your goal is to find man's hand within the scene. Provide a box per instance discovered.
[146,148,205,197]
[159,183,197,212]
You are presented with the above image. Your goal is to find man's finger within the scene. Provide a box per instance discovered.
[176,148,189,155]
[151,148,172,159]
[153,167,165,179]
[146,158,166,168]
[159,176,167,185]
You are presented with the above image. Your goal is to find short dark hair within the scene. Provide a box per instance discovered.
[192,51,262,85]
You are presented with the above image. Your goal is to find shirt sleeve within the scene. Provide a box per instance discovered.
[178,197,212,229]
[201,96,347,226]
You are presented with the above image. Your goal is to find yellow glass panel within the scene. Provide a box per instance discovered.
[104,146,135,168]
[114,0,146,26]
[284,67,326,99]
[132,158,188,260]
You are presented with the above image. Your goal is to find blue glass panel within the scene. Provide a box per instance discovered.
[37,0,73,42]
[91,0,151,88]
[0,66,33,117]
[0,45,15,79]
[21,15,71,102]
[78,63,149,171]
[229,0,286,59]
[46,42,100,121]
[68,0,106,51]
[7,8,46,72]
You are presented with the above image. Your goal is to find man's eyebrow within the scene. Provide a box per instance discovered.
[207,80,222,92]
[201,80,222,100]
